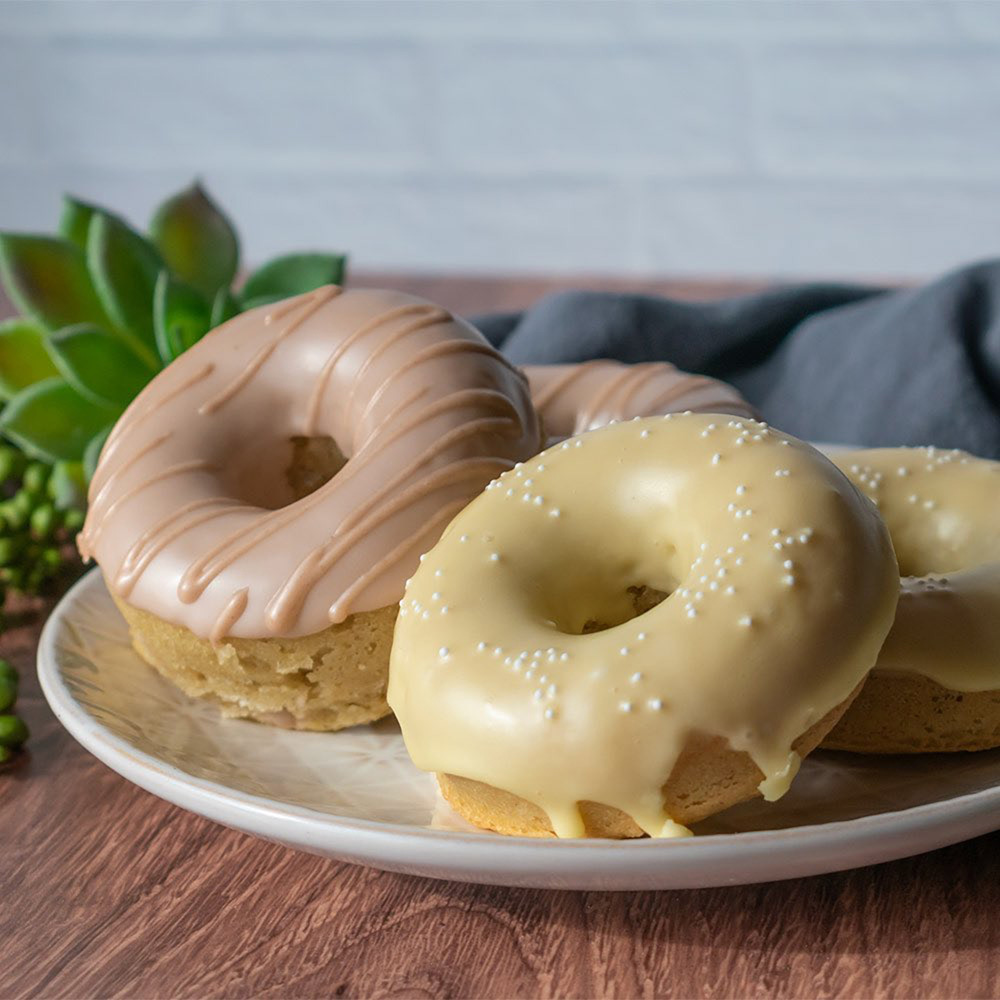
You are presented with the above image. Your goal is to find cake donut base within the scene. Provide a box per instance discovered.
[112,593,396,731]
[438,686,861,838]
[822,672,1000,754]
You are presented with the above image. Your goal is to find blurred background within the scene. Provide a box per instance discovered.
[2,0,1000,282]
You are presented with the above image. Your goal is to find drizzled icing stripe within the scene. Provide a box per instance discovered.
[200,286,340,415]
[525,360,756,440]
[81,286,541,640]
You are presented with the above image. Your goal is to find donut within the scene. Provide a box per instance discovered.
[80,286,541,730]
[525,360,756,442]
[388,414,899,837]
[822,447,1000,753]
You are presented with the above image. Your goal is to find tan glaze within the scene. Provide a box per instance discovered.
[388,414,899,838]
[80,287,541,640]
[525,360,756,441]
[836,447,1000,692]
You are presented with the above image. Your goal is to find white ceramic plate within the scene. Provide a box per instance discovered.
[39,570,1000,891]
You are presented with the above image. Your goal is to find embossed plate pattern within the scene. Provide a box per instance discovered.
[39,570,1000,890]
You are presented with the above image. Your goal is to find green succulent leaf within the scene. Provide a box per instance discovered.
[48,460,88,511]
[150,182,239,299]
[210,286,240,328]
[0,318,59,400]
[241,252,346,303]
[0,378,118,463]
[153,270,210,364]
[46,323,153,410]
[83,425,112,482]
[86,211,163,364]
[0,233,111,332]
[238,294,286,311]
[58,195,100,251]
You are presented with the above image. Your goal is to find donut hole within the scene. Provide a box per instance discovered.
[217,434,348,509]
[544,583,669,636]
[286,436,349,501]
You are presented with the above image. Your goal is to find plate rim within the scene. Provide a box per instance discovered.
[38,568,1000,889]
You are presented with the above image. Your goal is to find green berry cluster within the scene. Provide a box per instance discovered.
[0,444,84,600]
[0,659,27,764]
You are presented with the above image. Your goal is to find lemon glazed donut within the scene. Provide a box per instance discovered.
[823,447,1000,753]
[80,286,541,731]
[388,414,899,838]
[525,360,756,442]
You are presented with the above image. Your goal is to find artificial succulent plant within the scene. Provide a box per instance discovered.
[0,181,346,600]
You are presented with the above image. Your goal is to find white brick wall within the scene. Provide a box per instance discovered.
[2,0,1000,279]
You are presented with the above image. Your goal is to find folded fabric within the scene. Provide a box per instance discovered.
[476,261,1000,458]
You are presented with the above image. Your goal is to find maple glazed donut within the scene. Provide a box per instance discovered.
[80,286,541,731]
[823,447,1000,753]
[388,414,899,838]
[525,360,756,442]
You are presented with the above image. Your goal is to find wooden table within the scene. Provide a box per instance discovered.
[3,276,998,1000]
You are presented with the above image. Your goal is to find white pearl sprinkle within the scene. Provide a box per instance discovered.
[783,574,796,586]
[619,701,634,713]
[524,479,533,487]
[459,534,469,543]
[489,552,500,562]
[421,611,430,620]
[477,641,488,652]
[438,647,449,659]
[712,453,721,465]
[736,485,747,495]
[783,560,794,569]
[741,533,751,542]
[687,608,698,618]
[549,508,561,518]
[630,671,642,683]
[640,429,650,438]
[636,632,647,641]
[620,647,630,656]
[648,698,664,711]
[533,496,544,506]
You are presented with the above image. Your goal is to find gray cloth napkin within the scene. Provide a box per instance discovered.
[475,262,1000,458]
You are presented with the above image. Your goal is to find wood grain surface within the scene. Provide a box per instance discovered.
[2,276,998,1000]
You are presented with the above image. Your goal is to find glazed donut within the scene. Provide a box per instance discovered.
[81,286,541,730]
[823,447,1000,753]
[525,360,756,442]
[388,414,899,838]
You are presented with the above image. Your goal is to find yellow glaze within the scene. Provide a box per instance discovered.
[836,447,1000,693]
[388,414,899,838]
